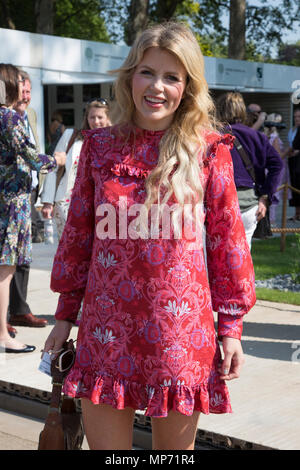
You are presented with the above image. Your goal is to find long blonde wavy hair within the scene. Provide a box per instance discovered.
[111,22,219,234]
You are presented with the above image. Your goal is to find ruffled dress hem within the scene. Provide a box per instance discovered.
[63,369,232,418]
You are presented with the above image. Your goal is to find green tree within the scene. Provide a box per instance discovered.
[277,41,300,66]
[0,0,36,31]
[54,0,110,42]
[124,0,149,46]
[100,0,299,61]
[190,0,299,58]
[1,0,299,62]
[35,0,54,34]
[99,0,188,45]
[228,0,246,59]
[0,0,110,42]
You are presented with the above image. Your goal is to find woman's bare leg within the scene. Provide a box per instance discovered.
[151,410,200,450]
[0,265,26,349]
[81,399,135,450]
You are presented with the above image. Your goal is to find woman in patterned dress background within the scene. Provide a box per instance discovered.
[43,23,256,450]
[0,63,65,353]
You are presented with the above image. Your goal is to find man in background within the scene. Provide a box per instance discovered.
[7,69,48,334]
[16,70,45,242]
[246,103,267,131]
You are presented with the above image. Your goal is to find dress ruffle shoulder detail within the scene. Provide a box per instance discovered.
[110,162,151,179]
[81,127,112,138]
[63,368,232,418]
[204,133,235,166]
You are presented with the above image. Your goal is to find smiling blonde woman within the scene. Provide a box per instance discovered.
[43,22,256,451]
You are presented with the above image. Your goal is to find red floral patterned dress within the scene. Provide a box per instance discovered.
[51,125,256,417]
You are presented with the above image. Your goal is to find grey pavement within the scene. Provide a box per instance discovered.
[0,408,90,450]
[1,229,300,450]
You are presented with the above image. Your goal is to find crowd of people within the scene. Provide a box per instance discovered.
[0,20,300,450]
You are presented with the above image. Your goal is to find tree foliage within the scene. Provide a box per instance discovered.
[98,0,188,45]
[0,0,36,32]
[99,0,299,62]
[189,0,299,58]
[277,41,300,66]
[0,0,110,42]
[54,0,110,42]
[0,0,299,64]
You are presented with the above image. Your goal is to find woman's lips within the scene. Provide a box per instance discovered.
[144,96,166,107]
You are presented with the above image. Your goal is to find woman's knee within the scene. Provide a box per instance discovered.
[151,410,200,450]
[81,400,135,450]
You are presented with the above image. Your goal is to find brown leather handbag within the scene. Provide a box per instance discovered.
[38,339,84,450]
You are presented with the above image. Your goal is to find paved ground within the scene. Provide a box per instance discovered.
[1,226,300,450]
[0,408,90,450]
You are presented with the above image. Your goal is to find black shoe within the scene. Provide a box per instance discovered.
[3,345,36,353]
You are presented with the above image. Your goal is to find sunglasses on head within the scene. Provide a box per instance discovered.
[87,97,108,106]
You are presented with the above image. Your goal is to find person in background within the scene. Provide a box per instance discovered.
[47,110,65,155]
[246,103,267,131]
[41,99,111,240]
[263,113,290,226]
[7,69,48,335]
[15,70,45,243]
[264,113,285,157]
[0,79,18,338]
[216,92,283,249]
[286,108,300,221]
[43,22,256,450]
[0,79,4,103]
[0,63,65,353]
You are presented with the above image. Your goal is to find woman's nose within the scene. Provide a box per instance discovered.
[150,76,164,91]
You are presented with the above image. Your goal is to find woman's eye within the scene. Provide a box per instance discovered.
[140,70,152,75]
[167,75,179,82]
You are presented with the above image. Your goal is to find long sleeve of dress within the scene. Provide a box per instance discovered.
[204,137,256,340]
[50,135,95,323]
[40,168,57,204]
[9,111,56,173]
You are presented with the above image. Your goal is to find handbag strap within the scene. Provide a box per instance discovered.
[49,382,63,411]
[49,356,64,411]
[229,130,257,183]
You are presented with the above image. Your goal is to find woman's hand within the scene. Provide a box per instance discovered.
[54,151,66,167]
[42,203,54,219]
[219,337,245,381]
[43,320,72,359]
